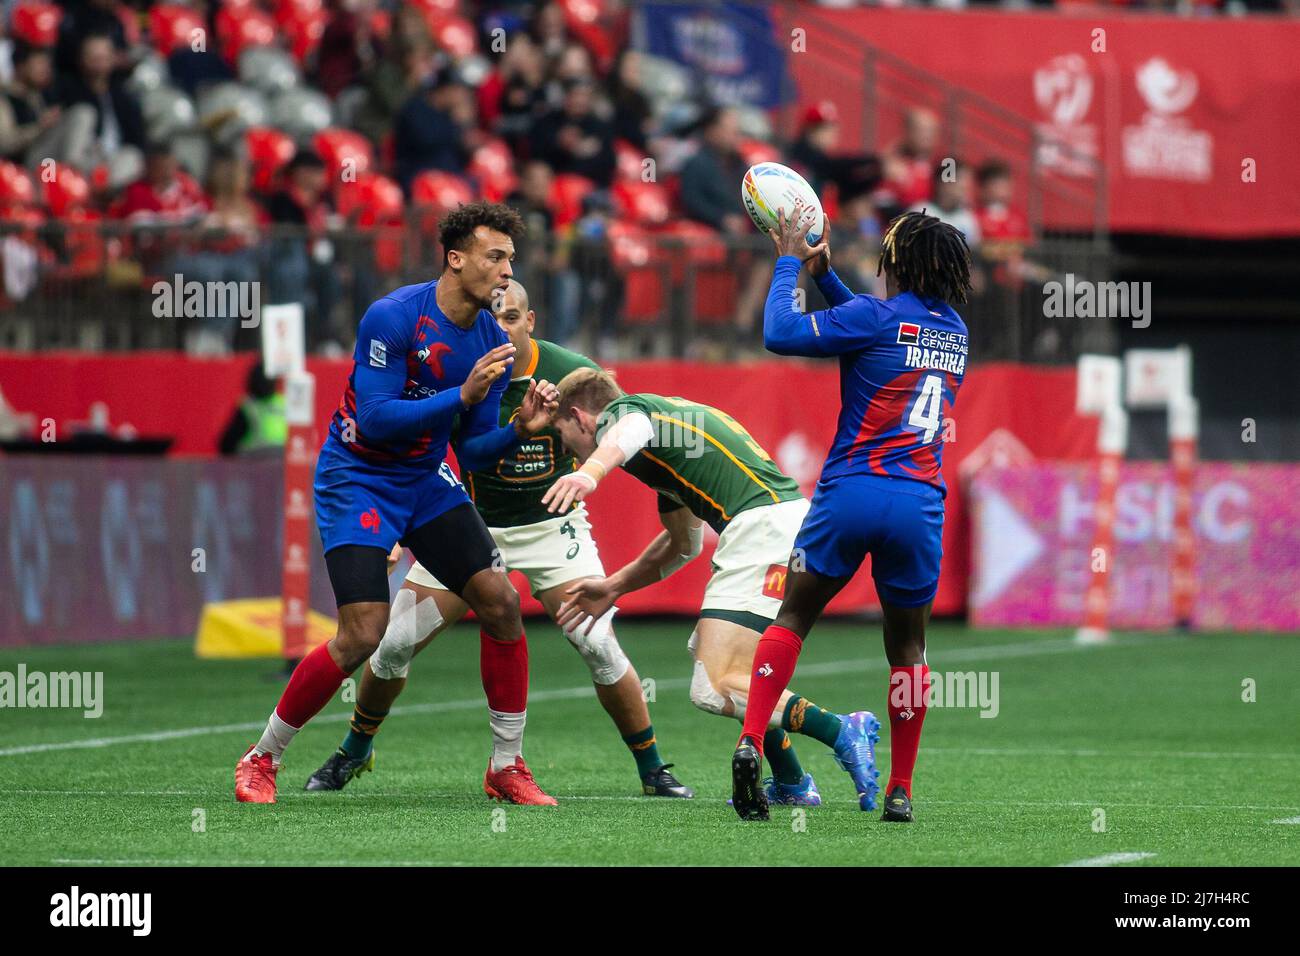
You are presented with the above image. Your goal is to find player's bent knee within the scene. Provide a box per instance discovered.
[370,587,445,680]
[689,659,736,716]
[562,610,628,686]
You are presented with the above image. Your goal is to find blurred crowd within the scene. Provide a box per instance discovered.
[0,0,1051,357]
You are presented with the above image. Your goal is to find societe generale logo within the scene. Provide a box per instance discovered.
[1033,54,1093,126]
[1135,57,1198,116]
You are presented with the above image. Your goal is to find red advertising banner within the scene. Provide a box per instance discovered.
[0,352,1095,642]
[969,462,1300,632]
[795,8,1300,237]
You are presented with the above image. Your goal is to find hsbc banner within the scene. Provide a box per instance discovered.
[969,463,1300,632]
[793,8,1300,237]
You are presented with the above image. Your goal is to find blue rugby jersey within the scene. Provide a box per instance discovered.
[326,280,518,471]
[763,256,968,494]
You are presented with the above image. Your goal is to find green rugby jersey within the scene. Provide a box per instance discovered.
[454,338,599,527]
[597,393,803,534]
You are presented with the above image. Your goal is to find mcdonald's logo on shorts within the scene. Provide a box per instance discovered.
[762,563,788,599]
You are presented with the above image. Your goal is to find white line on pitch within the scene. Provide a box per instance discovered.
[0,635,1162,759]
[1273,816,1300,824]
[49,858,576,868]
[1059,852,1157,867]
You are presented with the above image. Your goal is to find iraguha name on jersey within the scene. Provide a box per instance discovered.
[902,326,969,376]
[458,339,599,527]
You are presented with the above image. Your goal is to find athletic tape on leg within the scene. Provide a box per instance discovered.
[562,608,628,686]
[370,588,443,680]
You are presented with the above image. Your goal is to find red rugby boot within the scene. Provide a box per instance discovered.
[483,756,558,806]
[235,747,279,804]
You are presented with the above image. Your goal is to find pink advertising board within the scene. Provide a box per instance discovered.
[969,463,1300,632]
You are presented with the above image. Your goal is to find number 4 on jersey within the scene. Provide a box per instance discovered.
[907,374,945,444]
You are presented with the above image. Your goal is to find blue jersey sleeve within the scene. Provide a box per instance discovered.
[352,297,464,441]
[814,267,855,308]
[764,255,888,357]
[454,358,520,473]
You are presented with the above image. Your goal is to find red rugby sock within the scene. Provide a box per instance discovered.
[737,625,804,756]
[480,628,529,713]
[886,664,931,798]
[275,642,348,728]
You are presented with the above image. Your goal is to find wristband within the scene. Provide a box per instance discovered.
[580,459,607,482]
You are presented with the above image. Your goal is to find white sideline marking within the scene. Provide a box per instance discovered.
[50,858,573,868]
[0,635,1163,759]
[1059,852,1156,867]
[1272,816,1300,824]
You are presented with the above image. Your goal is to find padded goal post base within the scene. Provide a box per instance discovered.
[195,598,335,659]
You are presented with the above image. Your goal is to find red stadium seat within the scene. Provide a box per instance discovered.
[662,221,735,325]
[0,162,37,211]
[283,8,328,63]
[148,5,206,58]
[410,170,473,237]
[738,139,781,168]
[549,174,596,230]
[274,0,323,25]
[606,221,666,325]
[467,139,516,203]
[41,164,91,217]
[560,0,616,71]
[434,16,477,57]
[612,180,671,227]
[245,127,296,193]
[313,128,374,184]
[614,139,647,183]
[216,5,276,65]
[337,173,403,226]
[10,2,62,47]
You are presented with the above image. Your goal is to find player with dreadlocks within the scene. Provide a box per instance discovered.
[730,209,972,822]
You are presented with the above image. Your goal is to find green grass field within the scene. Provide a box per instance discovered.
[1,621,1297,867]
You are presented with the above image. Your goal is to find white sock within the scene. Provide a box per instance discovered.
[488,709,526,772]
[252,711,299,765]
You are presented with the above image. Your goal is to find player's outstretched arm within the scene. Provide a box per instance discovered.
[556,506,704,635]
[541,409,652,515]
[352,300,468,441]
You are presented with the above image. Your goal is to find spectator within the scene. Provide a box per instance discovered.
[353,5,434,148]
[166,0,234,99]
[263,150,341,348]
[56,32,145,190]
[534,78,616,186]
[607,49,653,151]
[507,159,580,345]
[910,161,980,249]
[492,32,548,158]
[393,72,475,193]
[679,106,749,236]
[880,107,939,214]
[55,0,131,78]
[218,362,286,456]
[114,142,208,223]
[789,100,881,203]
[0,42,60,164]
[315,0,381,100]
[975,158,1031,252]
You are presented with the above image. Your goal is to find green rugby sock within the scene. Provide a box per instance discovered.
[763,728,805,785]
[340,704,387,759]
[783,695,843,749]
[622,725,665,777]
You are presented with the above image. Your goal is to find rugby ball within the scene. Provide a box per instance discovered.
[741,162,825,245]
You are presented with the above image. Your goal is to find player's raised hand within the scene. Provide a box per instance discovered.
[769,207,829,268]
[514,378,560,437]
[542,470,596,514]
[460,343,516,407]
[556,577,618,635]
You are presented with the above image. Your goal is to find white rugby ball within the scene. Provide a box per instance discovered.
[741,162,825,245]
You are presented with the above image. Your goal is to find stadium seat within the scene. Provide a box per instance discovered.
[336,173,405,274]
[266,89,332,141]
[216,5,276,67]
[607,221,666,325]
[10,2,62,47]
[0,162,37,212]
[198,83,269,144]
[127,54,169,96]
[410,170,474,236]
[662,220,734,325]
[612,180,671,228]
[41,165,91,218]
[141,86,198,143]
[738,139,781,168]
[313,128,374,184]
[467,139,516,202]
[245,126,296,193]
[550,174,597,230]
[434,15,478,57]
[148,5,206,58]
[559,0,616,71]
[284,9,328,64]
[614,139,645,182]
[238,46,302,95]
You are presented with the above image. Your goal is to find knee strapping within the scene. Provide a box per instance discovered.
[562,609,629,686]
[369,588,443,680]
